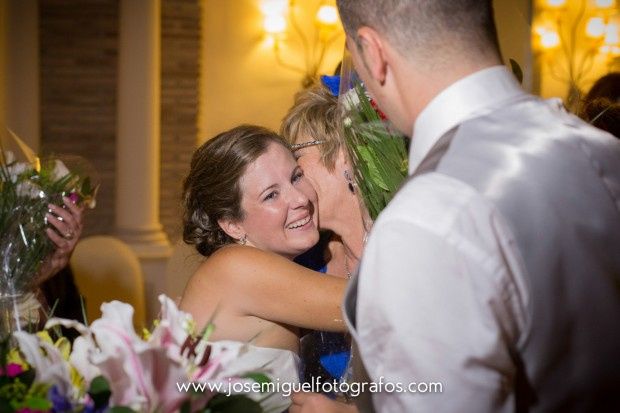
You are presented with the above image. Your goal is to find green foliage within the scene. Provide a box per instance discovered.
[0,371,51,413]
[509,59,523,84]
[242,373,271,388]
[204,394,263,413]
[342,83,409,220]
[88,375,112,410]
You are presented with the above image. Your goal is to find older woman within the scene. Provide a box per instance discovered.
[280,85,371,391]
[281,85,368,276]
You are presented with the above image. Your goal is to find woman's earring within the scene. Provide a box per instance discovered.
[239,234,248,245]
[344,170,356,194]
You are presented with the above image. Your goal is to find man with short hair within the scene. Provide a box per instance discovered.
[293,1,620,412]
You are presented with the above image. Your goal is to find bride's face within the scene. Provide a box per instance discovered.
[236,142,319,259]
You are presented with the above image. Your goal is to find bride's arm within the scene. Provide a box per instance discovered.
[181,245,347,333]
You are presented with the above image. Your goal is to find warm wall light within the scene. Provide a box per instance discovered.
[594,0,616,9]
[586,17,607,37]
[546,0,567,7]
[534,0,619,109]
[260,0,288,16]
[316,5,339,26]
[260,1,344,88]
[541,30,561,48]
[534,24,561,49]
[261,0,288,34]
[603,21,619,45]
[264,14,287,34]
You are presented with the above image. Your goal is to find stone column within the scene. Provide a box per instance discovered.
[116,0,171,320]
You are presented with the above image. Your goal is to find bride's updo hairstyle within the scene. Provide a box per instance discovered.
[183,125,289,256]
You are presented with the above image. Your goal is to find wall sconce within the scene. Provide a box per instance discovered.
[260,0,344,88]
[533,0,619,109]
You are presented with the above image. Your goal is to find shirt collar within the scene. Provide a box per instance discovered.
[409,66,526,174]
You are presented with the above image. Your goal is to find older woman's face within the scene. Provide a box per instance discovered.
[292,139,345,230]
[237,142,319,259]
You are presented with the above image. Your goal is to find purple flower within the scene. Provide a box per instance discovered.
[49,385,72,413]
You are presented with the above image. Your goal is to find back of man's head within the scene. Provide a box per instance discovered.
[336,0,501,67]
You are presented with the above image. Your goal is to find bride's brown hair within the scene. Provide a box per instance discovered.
[182,125,289,256]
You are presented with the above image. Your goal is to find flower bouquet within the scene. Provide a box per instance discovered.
[336,55,409,223]
[0,129,97,335]
[0,295,285,413]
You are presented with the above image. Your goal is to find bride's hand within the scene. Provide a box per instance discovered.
[290,392,358,413]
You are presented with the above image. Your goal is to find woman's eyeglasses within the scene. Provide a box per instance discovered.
[290,140,326,150]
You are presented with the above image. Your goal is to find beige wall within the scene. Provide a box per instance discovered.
[200,1,534,141]
[201,0,343,142]
[495,0,534,92]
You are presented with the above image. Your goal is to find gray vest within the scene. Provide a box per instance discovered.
[345,98,620,412]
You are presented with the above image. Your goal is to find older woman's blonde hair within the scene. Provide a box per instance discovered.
[280,85,343,172]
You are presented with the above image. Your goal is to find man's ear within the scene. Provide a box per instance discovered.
[356,26,388,86]
[217,217,245,241]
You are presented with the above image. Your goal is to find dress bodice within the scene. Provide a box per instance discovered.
[207,340,300,412]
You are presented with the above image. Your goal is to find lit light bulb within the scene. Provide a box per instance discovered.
[260,0,288,16]
[316,5,339,26]
[546,0,566,7]
[603,21,619,45]
[541,30,561,49]
[264,14,287,34]
[534,25,548,36]
[594,0,615,9]
[599,44,620,55]
[586,17,606,38]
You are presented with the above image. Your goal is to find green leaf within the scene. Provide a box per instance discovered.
[342,81,409,221]
[0,337,10,368]
[88,375,112,408]
[82,176,92,194]
[243,372,271,387]
[206,394,263,413]
[22,395,52,410]
[509,58,523,84]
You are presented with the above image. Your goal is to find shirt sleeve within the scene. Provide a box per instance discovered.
[356,216,524,413]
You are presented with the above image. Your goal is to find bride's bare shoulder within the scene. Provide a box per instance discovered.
[189,245,287,282]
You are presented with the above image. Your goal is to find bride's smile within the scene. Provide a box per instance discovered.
[227,141,320,260]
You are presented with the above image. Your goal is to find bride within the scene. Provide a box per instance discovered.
[179,125,349,406]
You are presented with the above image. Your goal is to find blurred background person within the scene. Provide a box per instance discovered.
[579,72,620,138]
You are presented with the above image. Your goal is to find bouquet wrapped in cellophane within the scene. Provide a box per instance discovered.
[0,129,97,329]
[337,54,409,224]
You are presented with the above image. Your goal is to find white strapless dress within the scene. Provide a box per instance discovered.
[207,340,300,412]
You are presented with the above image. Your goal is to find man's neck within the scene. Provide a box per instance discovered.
[398,56,503,134]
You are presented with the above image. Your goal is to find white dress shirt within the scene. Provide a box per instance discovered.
[355,67,533,412]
